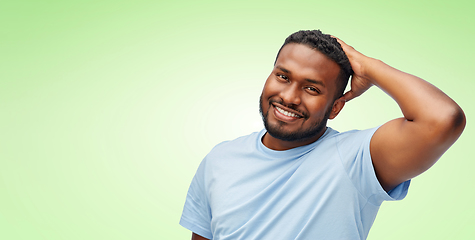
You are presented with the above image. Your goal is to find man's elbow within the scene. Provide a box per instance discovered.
[433,104,466,142]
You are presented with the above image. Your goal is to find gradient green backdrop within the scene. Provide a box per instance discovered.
[1,0,473,239]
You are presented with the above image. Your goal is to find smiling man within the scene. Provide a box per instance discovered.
[180,30,466,240]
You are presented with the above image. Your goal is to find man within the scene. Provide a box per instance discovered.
[180,30,465,240]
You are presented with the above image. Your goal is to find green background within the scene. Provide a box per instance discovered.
[1,0,473,239]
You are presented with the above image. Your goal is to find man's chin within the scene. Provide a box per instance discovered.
[266,126,309,142]
[267,132,300,142]
[264,120,327,142]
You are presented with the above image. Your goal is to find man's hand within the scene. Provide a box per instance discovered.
[334,37,373,102]
[334,36,466,191]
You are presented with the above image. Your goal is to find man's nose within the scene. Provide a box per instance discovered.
[280,84,301,106]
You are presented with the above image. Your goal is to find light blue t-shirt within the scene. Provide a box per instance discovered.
[180,127,410,239]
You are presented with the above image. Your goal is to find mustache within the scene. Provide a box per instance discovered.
[269,99,308,118]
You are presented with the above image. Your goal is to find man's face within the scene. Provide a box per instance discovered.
[260,43,343,145]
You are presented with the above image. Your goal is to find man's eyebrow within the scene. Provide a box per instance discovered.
[276,66,325,87]
[276,66,290,73]
[305,79,325,87]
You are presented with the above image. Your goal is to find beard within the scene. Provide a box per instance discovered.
[259,94,332,142]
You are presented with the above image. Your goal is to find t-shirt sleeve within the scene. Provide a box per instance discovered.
[336,127,410,206]
[180,159,213,239]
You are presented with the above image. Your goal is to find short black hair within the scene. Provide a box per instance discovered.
[275,30,353,100]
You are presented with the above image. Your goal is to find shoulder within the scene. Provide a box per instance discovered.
[207,130,263,156]
[330,126,402,202]
[314,127,379,150]
[330,127,380,151]
[200,130,264,168]
[334,127,379,141]
[328,126,381,168]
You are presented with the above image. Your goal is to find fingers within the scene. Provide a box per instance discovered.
[343,84,372,102]
[342,90,356,102]
[330,35,342,43]
[343,90,365,102]
[330,35,350,51]
[333,36,344,46]
[330,35,346,48]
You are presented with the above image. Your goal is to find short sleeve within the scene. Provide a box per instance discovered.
[180,160,213,239]
[336,127,410,206]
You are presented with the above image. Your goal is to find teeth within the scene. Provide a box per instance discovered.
[276,106,299,118]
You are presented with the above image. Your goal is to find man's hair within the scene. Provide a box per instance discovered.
[275,30,353,100]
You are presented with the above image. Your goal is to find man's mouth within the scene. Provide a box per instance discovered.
[273,104,304,119]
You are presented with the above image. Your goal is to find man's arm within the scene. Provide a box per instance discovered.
[192,232,210,240]
[336,38,466,192]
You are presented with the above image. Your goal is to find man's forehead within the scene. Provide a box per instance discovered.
[278,43,333,61]
[275,43,341,78]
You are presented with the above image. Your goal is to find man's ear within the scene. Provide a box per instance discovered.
[328,97,345,119]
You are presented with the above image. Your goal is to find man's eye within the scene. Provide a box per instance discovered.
[306,87,320,93]
[277,74,289,81]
